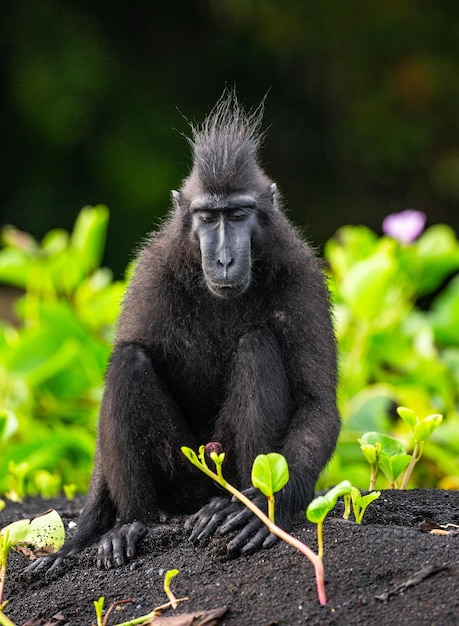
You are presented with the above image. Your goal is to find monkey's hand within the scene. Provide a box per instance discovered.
[97,521,147,569]
[186,489,291,555]
[25,521,148,575]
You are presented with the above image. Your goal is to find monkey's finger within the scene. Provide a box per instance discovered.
[239,487,259,499]
[44,556,64,576]
[242,526,271,555]
[188,510,223,543]
[226,518,261,553]
[97,538,115,569]
[196,511,230,541]
[219,508,252,534]
[125,521,147,559]
[262,531,279,549]
[188,514,212,542]
[24,556,52,574]
[111,534,125,568]
[184,512,200,532]
[188,497,234,542]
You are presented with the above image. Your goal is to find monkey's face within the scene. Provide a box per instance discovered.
[190,194,260,299]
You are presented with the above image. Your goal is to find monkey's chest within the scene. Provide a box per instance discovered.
[156,327,233,429]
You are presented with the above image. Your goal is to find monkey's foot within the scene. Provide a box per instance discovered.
[97,521,147,569]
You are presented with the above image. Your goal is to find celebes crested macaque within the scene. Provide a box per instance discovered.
[29,93,340,573]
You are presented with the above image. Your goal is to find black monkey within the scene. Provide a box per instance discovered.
[30,93,340,572]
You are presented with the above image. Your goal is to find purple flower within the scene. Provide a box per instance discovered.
[382,209,427,244]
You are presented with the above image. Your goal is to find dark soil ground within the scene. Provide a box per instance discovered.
[1,489,458,626]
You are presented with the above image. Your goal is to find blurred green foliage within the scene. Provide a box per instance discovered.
[324,220,459,490]
[0,207,458,500]
[0,207,126,498]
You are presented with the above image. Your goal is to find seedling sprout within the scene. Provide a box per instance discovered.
[359,407,443,490]
[306,481,352,558]
[182,444,327,604]
[343,487,381,524]
[93,570,187,626]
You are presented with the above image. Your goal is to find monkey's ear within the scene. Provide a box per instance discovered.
[172,190,181,210]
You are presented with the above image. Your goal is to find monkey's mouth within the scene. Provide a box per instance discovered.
[207,278,250,299]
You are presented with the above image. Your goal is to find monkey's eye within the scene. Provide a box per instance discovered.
[198,212,219,223]
[228,211,248,222]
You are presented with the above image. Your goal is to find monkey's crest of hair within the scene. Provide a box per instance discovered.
[184,92,270,195]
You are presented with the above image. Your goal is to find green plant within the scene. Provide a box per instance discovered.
[396,406,443,488]
[359,431,411,489]
[163,569,181,610]
[182,444,327,605]
[92,569,186,626]
[63,483,77,500]
[250,453,289,522]
[0,206,127,499]
[324,216,459,490]
[343,487,381,524]
[359,407,443,489]
[0,510,64,616]
[306,481,352,558]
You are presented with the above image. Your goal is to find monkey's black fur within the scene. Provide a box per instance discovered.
[29,93,340,571]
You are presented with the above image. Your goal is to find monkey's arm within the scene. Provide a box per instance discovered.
[187,273,340,554]
[186,327,296,552]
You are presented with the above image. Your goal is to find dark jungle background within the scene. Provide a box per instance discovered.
[2,0,459,275]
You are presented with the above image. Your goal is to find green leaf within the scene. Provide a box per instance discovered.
[0,519,30,548]
[379,453,412,483]
[70,205,109,275]
[181,446,199,466]
[396,406,418,429]
[0,409,18,442]
[357,491,381,508]
[359,442,378,464]
[324,480,352,505]
[306,481,352,524]
[251,453,289,497]
[306,495,330,524]
[414,414,443,442]
[25,509,65,551]
[359,432,407,457]
[339,245,396,319]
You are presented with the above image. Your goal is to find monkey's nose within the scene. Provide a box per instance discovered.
[217,254,234,269]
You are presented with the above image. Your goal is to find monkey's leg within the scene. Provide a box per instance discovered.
[95,342,210,568]
[188,328,292,553]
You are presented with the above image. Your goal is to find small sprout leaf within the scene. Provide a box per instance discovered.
[357,490,381,509]
[324,480,352,505]
[210,451,225,466]
[414,414,443,442]
[350,487,381,523]
[181,446,199,466]
[359,443,378,464]
[379,453,411,483]
[306,496,329,524]
[251,453,289,497]
[164,568,180,609]
[396,406,418,428]
[306,481,351,524]
[360,432,407,456]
